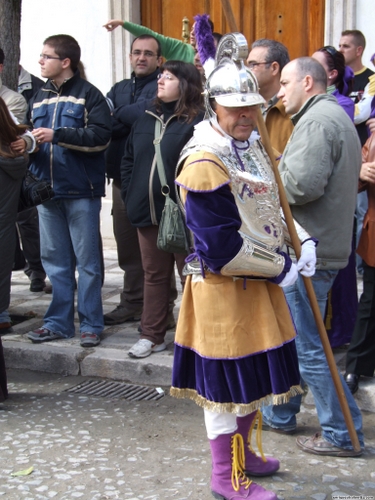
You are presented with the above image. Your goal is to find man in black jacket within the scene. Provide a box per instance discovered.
[104,35,164,325]
[339,30,374,276]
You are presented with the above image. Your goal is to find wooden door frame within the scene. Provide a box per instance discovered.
[107,0,358,84]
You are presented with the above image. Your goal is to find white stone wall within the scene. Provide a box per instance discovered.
[357,0,375,69]
[324,0,374,68]
[20,0,113,95]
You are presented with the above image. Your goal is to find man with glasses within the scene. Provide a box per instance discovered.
[26,34,112,348]
[247,39,293,154]
[104,35,176,328]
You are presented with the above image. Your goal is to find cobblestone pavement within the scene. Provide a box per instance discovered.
[1,370,375,500]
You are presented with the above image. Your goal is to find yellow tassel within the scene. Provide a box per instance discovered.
[246,410,267,463]
[231,433,252,492]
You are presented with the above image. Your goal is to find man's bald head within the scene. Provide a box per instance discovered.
[293,57,327,89]
[277,58,327,115]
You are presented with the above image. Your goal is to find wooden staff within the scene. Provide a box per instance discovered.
[219,0,361,453]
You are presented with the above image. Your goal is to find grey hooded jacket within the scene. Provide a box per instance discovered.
[279,93,361,270]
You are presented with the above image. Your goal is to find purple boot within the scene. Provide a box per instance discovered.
[236,411,280,477]
[209,431,278,500]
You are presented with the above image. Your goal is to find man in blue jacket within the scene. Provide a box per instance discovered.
[26,34,111,348]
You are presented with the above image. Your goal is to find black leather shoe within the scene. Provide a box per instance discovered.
[30,278,46,292]
[344,373,359,394]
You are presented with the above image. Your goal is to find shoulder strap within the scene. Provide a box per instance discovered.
[154,119,168,190]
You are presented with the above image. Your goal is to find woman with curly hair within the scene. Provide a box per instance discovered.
[121,60,205,359]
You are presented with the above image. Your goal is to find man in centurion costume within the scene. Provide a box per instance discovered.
[170,34,317,500]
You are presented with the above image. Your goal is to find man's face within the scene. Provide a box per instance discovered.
[190,23,196,47]
[194,51,204,77]
[39,44,66,80]
[339,35,361,66]
[246,47,272,92]
[129,38,161,77]
[277,61,306,115]
[215,104,258,141]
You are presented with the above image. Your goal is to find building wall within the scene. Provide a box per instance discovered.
[20,0,113,95]
[357,0,375,70]
[19,0,375,95]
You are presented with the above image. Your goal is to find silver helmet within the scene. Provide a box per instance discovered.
[204,32,265,120]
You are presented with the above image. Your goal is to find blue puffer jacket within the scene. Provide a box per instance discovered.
[27,70,112,199]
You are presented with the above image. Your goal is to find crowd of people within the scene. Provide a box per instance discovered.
[0,14,375,500]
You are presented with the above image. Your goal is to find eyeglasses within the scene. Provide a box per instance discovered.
[40,54,64,61]
[131,50,158,58]
[322,46,338,58]
[247,61,270,70]
[157,73,175,81]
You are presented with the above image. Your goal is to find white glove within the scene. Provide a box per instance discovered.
[297,239,317,277]
[278,262,299,288]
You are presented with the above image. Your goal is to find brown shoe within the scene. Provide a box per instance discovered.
[0,322,13,335]
[296,432,363,457]
[43,284,53,294]
[104,305,142,325]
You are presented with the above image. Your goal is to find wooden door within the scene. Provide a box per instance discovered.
[141,0,325,60]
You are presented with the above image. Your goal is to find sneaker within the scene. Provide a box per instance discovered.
[128,339,166,358]
[27,327,61,343]
[296,432,363,457]
[30,278,46,292]
[103,305,142,325]
[80,332,101,347]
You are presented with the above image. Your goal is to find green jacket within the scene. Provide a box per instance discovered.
[123,21,195,63]
[279,94,361,270]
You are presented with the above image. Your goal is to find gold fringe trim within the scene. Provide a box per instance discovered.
[169,385,304,415]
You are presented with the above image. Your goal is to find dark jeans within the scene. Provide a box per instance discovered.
[16,207,46,281]
[346,261,375,377]
[112,180,144,311]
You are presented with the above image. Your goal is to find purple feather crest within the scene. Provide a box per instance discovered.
[194,14,216,65]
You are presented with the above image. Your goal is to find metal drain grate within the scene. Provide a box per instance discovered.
[65,380,164,401]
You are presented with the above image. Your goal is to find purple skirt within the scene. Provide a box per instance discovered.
[171,339,302,414]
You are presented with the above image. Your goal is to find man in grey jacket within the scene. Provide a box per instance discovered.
[262,57,364,456]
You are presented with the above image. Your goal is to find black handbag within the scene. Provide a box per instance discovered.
[18,169,54,212]
[154,120,190,254]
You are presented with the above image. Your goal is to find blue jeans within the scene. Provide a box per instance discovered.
[0,310,10,323]
[262,270,364,450]
[37,198,104,337]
